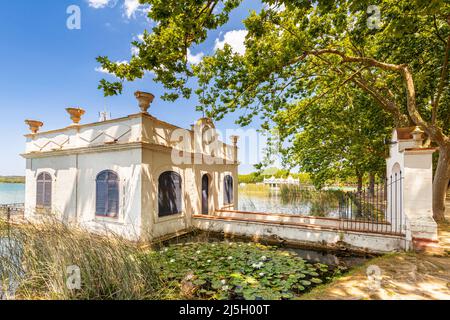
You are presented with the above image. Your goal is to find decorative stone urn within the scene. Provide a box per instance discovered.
[25,120,44,134]
[412,126,424,148]
[134,91,155,113]
[66,107,86,125]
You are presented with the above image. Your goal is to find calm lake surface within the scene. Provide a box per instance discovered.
[238,186,342,218]
[0,183,343,217]
[0,183,25,205]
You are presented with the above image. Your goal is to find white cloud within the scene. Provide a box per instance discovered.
[131,46,140,56]
[136,33,144,42]
[130,33,144,56]
[88,0,148,19]
[87,0,114,9]
[95,66,112,74]
[187,49,204,65]
[214,30,248,55]
[124,0,145,18]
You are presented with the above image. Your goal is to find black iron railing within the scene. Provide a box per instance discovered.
[338,173,404,235]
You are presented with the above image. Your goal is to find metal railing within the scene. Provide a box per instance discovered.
[0,204,25,221]
[338,173,404,235]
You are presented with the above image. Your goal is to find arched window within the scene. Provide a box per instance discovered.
[158,171,182,217]
[96,170,119,218]
[224,175,234,205]
[36,172,52,209]
[201,174,210,215]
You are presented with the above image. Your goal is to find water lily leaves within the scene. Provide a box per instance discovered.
[155,241,333,300]
[300,280,312,286]
[193,279,207,286]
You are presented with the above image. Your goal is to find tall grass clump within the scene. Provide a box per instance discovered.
[280,185,344,216]
[0,218,163,300]
[238,184,270,195]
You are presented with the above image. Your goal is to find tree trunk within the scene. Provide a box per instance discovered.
[433,144,450,222]
[368,173,375,197]
[357,173,363,194]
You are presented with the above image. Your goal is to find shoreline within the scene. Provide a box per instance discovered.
[0,178,25,184]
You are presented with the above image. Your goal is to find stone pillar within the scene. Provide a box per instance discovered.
[386,127,439,251]
[403,148,439,249]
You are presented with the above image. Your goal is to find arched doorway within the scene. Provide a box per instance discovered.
[202,174,210,215]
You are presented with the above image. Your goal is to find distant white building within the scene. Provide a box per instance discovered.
[22,91,239,241]
[263,176,300,189]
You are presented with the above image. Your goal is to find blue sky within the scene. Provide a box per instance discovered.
[0,0,268,176]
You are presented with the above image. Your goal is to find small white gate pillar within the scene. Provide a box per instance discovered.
[386,127,439,251]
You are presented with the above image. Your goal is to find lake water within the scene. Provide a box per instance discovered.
[238,189,341,218]
[0,184,25,205]
[0,183,342,218]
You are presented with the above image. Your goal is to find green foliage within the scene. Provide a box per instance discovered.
[97,0,242,100]
[97,0,450,189]
[277,89,392,188]
[148,241,339,300]
[238,172,264,184]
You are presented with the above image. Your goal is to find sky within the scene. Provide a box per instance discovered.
[0,0,272,176]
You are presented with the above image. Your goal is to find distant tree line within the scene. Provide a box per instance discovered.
[0,176,25,184]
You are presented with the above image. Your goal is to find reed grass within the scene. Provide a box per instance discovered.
[0,218,163,300]
[238,183,270,194]
[279,185,344,216]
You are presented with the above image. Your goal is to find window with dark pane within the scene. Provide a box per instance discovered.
[96,170,119,218]
[36,172,52,209]
[223,175,234,205]
[158,171,182,217]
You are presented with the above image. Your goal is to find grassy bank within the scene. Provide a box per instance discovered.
[0,219,345,300]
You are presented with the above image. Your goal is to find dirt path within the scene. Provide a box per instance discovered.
[302,224,450,300]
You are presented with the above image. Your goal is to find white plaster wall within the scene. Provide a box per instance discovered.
[76,148,143,240]
[25,116,142,153]
[24,113,239,241]
[403,151,438,241]
[143,149,189,240]
[141,148,239,240]
[24,148,143,240]
[193,218,407,253]
[24,155,78,222]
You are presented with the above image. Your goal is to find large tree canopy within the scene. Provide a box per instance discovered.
[97,0,450,221]
[277,88,392,189]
